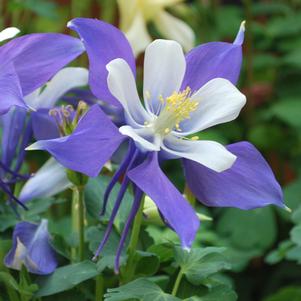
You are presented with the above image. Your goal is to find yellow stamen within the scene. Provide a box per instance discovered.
[153,86,199,136]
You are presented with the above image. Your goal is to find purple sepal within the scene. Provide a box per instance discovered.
[1,107,27,167]
[182,42,242,92]
[183,141,284,210]
[4,219,57,275]
[0,33,84,96]
[128,152,199,249]
[0,63,27,115]
[31,109,60,140]
[28,105,126,177]
[68,18,135,107]
[181,24,244,91]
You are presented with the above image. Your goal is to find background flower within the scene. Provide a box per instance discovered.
[4,219,57,275]
[117,0,195,56]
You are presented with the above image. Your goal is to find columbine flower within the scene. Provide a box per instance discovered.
[117,0,194,56]
[27,18,285,271]
[0,31,84,115]
[4,219,57,275]
[0,67,88,206]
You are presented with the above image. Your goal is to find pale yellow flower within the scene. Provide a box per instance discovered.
[118,0,195,56]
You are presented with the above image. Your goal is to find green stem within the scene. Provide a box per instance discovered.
[71,186,85,262]
[122,196,145,283]
[95,274,104,301]
[128,197,144,256]
[171,268,184,297]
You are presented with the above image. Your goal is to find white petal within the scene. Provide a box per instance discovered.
[179,78,246,135]
[31,67,89,109]
[25,67,89,109]
[162,135,236,172]
[125,11,152,57]
[24,88,42,110]
[106,58,151,127]
[143,39,186,114]
[0,27,20,42]
[119,125,160,152]
[19,158,71,203]
[154,11,195,52]
[10,238,27,270]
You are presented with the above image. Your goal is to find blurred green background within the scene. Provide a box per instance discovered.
[2,0,301,300]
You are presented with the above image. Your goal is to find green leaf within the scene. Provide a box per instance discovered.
[174,247,231,285]
[268,99,301,128]
[263,286,301,301]
[292,206,301,224]
[104,278,180,301]
[252,3,292,16]
[266,13,301,38]
[147,243,174,263]
[134,251,160,277]
[86,225,126,271]
[85,175,133,232]
[0,198,62,232]
[184,285,237,301]
[247,124,285,150]
[283,50,301,68]
[0,215,17,232]
[216,207,276,252]
[265,240,294,264]
[286,246,301,263]
[0,271,20,291]
[35,261,99,297]
[8,0,58,19]
[290,225,301,246]
[0,271,38,297]
[283,178,301,212]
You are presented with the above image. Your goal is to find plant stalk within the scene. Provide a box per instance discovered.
[171,268,184,297]
[95,274,104,301]
[122,196,145,283]
[71,185,85,262]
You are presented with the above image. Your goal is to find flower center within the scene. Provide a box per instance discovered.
[150,87,199,136]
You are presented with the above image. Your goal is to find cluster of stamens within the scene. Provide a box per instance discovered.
[152,87,199,136]
[49,101,88,136]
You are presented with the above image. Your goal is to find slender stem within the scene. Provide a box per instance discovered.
[127,196,144,257]
[78,186,85,261]
[71,185,85,262]
[171,268,184,297]
[122,196,145,283]
[95,274,104,301]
